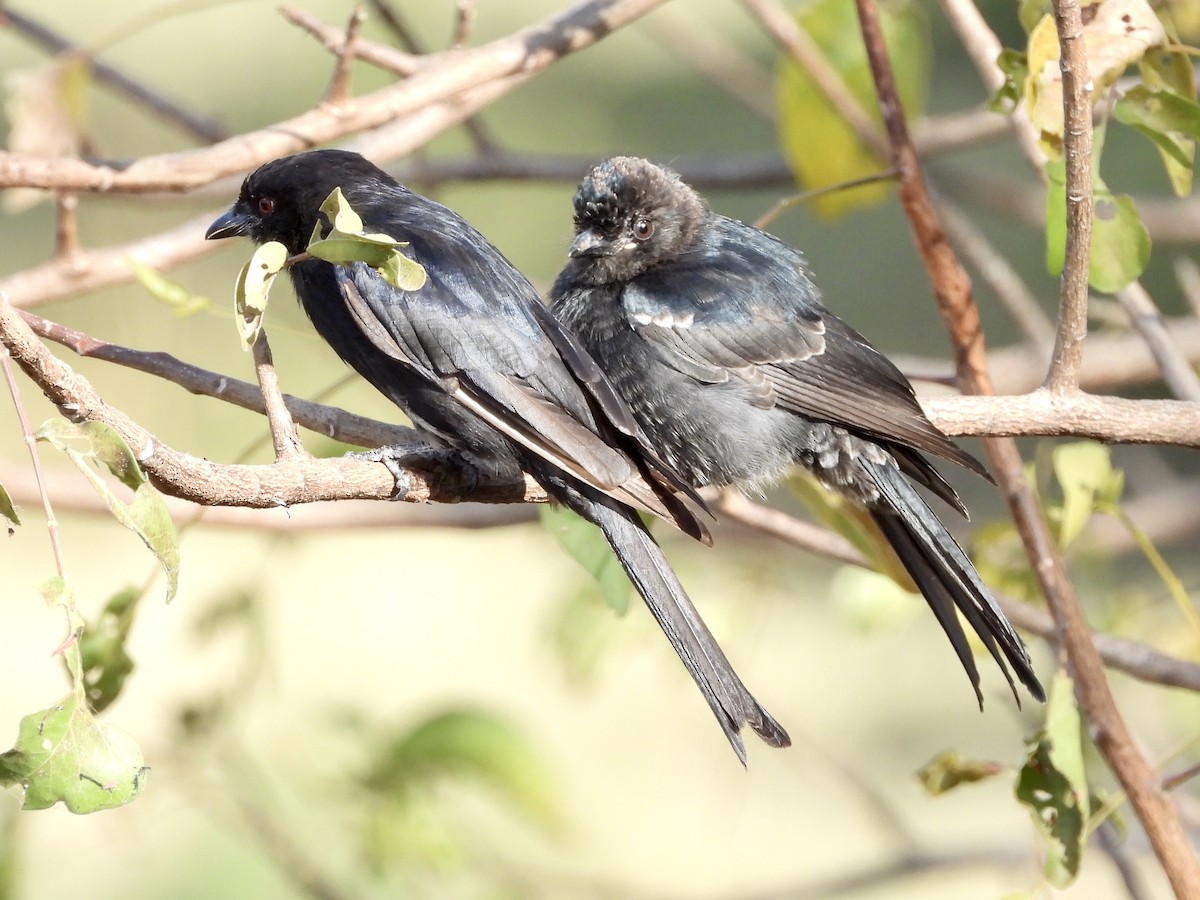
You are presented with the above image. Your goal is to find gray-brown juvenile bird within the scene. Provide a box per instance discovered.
[551,156,1043,707]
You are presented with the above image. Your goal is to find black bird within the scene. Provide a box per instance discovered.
[206,149,790,762]
[551,156,1044,708]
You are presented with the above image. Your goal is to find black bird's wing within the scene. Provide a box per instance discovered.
[621,216,988,488]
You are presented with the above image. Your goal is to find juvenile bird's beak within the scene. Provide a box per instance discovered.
[569,230,615,259]
[205,206,253,240]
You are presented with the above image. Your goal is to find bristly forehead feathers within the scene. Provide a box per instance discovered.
[573,156,704,232]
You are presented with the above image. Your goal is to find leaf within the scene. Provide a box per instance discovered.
[79,588,139,713]
[1024,0,1166,158]
[310,189,427,291]
[1111,507,1200,639]
[1115,81,1198,196]
[0,690,146,814]
[1044,158,1150,292]
[37,420,179,602]
[0,480,19,528]
[1015,671,1089,888]
[234,240,288,351]
[129,260,210,316]
[775,0,930,218]
[917,750,1004,796]
[990,49,1030,114]
[360,709,560,830]
[540,506,632,614]
[1051,442,1117,548]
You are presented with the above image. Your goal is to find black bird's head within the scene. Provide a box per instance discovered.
[205,149,401,255]
[567,157,707,284]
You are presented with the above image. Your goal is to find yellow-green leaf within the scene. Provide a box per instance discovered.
[129,260,210,316]
[0,480,19,527]
[1115,80,1198,196]
[775,0,930,218]
[1051,442,1117,548]
[917,750,1003,796]
[319,186,365,235]
[234,240,288,351]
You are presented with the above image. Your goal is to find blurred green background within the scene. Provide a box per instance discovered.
[2,1,1196,897]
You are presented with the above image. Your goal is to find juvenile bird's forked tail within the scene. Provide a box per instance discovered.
[561,491,791,764]
[866,463,1045,706]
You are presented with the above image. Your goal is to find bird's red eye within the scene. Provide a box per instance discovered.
[257,196,275,216]
[633,217,654,241]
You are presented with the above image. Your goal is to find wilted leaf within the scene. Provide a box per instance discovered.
[310,189,427,291]
[541,506,632,614]
[0,480,19,528]
[129,260,210,316]
[1045,158,1150,292]
[775,0,930,218]
[917,749,1004,795]
[1025,0,1166,157]
[37,420,179,602]
[0,690,146,814]
[361,708,560,830]
[1016,671,1089,888]
[234,240,288,350]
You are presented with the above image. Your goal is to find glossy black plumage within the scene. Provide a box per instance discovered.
[206,149,790,762]
[551,156,1044,707]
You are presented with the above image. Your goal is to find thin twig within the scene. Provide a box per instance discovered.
[1174,257,1200,318]
[935,193,1056,347]
[250,331,305,460]
[53,193,81,261]
[1115,281,1200,402]
[451,0,476,50]
[754,168,898,230]
[0,292,68,576]
[1042,0,1092,394]
[321,5,367,106]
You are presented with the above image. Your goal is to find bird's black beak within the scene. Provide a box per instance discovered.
[205,206,253,241]
[569,230,615,259]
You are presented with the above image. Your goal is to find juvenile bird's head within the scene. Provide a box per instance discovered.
[567,157,707,284]
[205,149,400,255]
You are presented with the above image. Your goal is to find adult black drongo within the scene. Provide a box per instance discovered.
[551,156,1044,707]
[206,149,790,762]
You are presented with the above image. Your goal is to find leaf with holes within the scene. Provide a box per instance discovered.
[234,240,288,350]
[1015,671,1089,888]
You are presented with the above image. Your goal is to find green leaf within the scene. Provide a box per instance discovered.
[128,260,210,316]
[0,690,146,814]
[319,186,365,235]
[37,420,179,602]
[234,240,288,351]
[1111,507,1200,639]
[990,49,1029,114]
[1051,442,1117,548]
[0,480,19,528]
[375,250,428,292]
[1017,0,1049,35]
[361,709,560,830]
[917,750,1003,796]
[1016,671,1089,888]
[1044,159,1150,292]
[1115,82,1198,196]
[540,506,632,614]
[775,0,930,218]
[79,587,139,713]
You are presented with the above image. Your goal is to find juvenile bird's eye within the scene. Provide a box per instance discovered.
[257,196,275,216]
[633,217,654,241]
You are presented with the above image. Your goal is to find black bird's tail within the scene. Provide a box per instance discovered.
[563,492,791,764]
[865,463,1045,706]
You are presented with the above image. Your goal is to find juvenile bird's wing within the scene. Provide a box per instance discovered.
[622,217,987,483]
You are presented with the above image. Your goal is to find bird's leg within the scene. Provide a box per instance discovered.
[347,443,480,500]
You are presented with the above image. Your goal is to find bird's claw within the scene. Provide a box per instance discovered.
[348,443,480,500]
